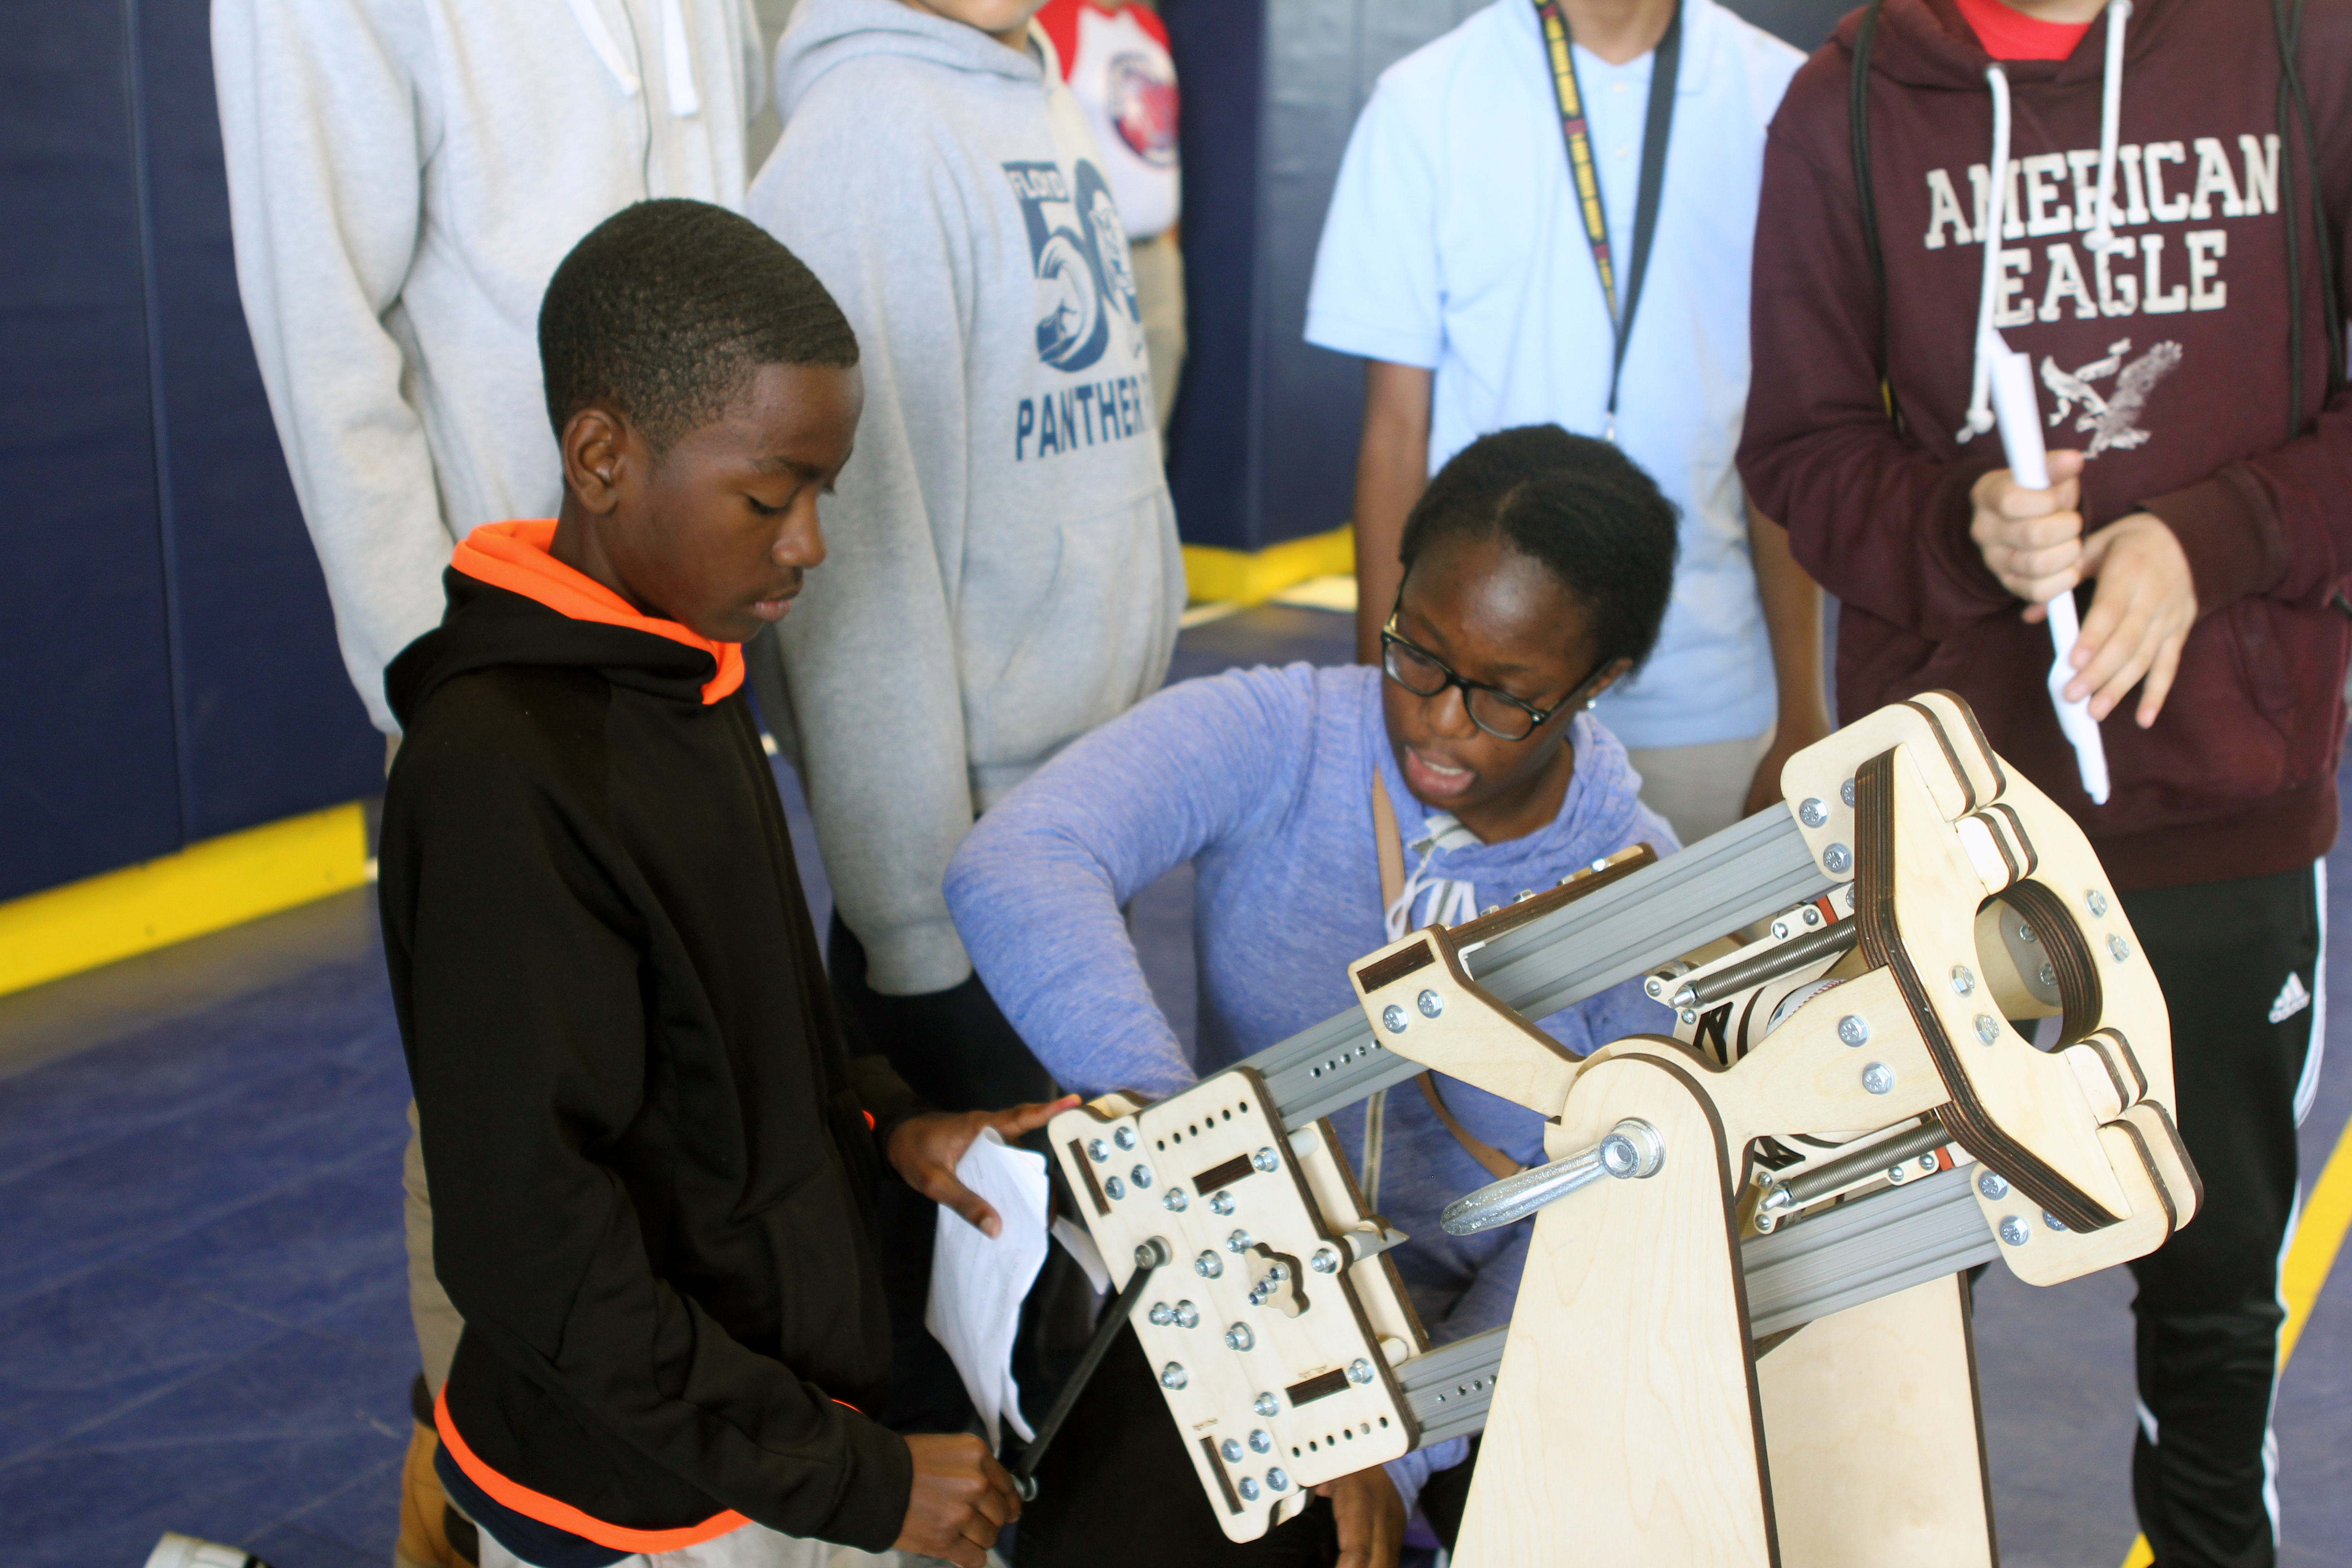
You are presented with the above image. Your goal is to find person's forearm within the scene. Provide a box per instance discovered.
[1748,503,1829,734]
[1352,361,1434,663]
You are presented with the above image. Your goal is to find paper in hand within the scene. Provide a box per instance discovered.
[1987,340,2111,804]
[925,1128,1051,1450]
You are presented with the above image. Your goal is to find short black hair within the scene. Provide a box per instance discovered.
[539,198,859,452]
[1396,425,1679,675]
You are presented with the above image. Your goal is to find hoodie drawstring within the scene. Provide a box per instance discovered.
[567,0,702,117]
[1957,1,2130,445]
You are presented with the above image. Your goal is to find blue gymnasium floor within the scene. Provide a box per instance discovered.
[3,602,2349,1568]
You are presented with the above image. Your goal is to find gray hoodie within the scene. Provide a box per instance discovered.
[750,0,1184,996]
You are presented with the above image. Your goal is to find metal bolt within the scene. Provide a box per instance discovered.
[1838,1014,1870,1047]
[1416,988,1445,1019]
[1105,1176,1126,1200]
[1226,1229,1253,1253]
[1680,1009,1698,1025]
[1254,1392,1279,1417]
[1268,1467,1291,1492]
[1221,1438,1244,1462]
[1886,1162,1910,1185]
[1920,1154,1939,1173]
[2043,1211,2068,1232]
[1772,919,1790,940]
[1131,1165,1154,1190]
[1975,1014,2000,1045]
[1087,1139,1110,1162]
[1252,1147,1280,1173]
[2087,888,2109,918]
[1114,1126,1138,1150]
[1164,1189,1189,1212]
[2109,934,2131,962]
[1250,1430,1273,1454]
[2017,922,2038,945]
[1951,963,1977,996]
[1381,1004,1408,1034]
[1803,906,1822,926]
[1173,1301,1200,1328]
[1209,1190,1236,1216]
[1799,797,1830,828]
[1149,1302,1174,1326]
[1862,1062,1896,1095]
[1823,843,1853,874]
[1161,1362,1188,1389]
[1753,1210,1778,1233]
[1644,975,1666,998]
[1347,1358,1376,1385]
[1841,777,1857,807]
[1225,1323,1255,1351]
[1195,1251,1223,1278]
[2040,961,2057,987]
[1310,1248,1340,1274]
[1999,1215,2031,1246]
[1238,1477,1261,1502]
[1979,1171,2010,1200]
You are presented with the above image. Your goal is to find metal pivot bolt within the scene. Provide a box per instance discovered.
[2109,934,2132,961]
[1268,1467,1290,1492]
[1310,1248,1340,1274]
[1238,1478,1261,1502]
[1251,1147,1280,1173]
[1221,1438,1244,1462]
[1951,963,1977,995]
[1148,1302,1173,1326]
[1772,920,1790,940]
[1838,1014,1870,1047]
[1114,1126,1138,1151]
[1172,1301,1200,1328]
[1195,1251,1222,1278]
[1163,1189,1189,1212]
[1862,1062,1896,1095]
[1799,797,1830,828]
[1210,1191,1236,1216]
[1417,989,1445,1018]
[1974,1014,1999,1044]
[1254,1392,1279,1417]
[1225,1323,1254,1351]
[1249,1430,1273,1454]
[1979,1171,2011,1200]
[1999,1215,2031,1246]
[1823,843,1853,874]
[1161,1363,1188,1389]
[1381,1004,1408,1034]
[1131,1166,1154,1189]
[2086,888,2110,917]
[1087,1139,1110,1162]
[1441,1118,1665,1235]
[1226,1229,1253,1253]
[1133,1239,1171,1270]
[1105,1177,1126,1200]
[1347,1359,1376,1385]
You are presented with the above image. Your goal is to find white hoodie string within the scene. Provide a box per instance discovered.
[566,0,702,117]
[1959,2,2130,442]
[1383,814,1485,941]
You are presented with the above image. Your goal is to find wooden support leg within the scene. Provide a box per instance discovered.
[1755,1273,1998,1568]
[1454,1055,1776,1568]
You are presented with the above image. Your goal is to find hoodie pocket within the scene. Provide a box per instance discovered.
[757,1147,892,1396]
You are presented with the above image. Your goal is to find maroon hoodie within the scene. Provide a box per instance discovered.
[1739,0,2352,891]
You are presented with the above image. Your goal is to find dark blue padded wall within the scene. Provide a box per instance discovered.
[1163,0,1859,555]
[0,0,379,902]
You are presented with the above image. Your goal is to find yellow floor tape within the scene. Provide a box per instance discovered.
[2118,1105,2352,1567]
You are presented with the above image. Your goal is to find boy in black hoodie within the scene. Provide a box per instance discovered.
[1740,2,2350,1563]
[379,199,1050,1568]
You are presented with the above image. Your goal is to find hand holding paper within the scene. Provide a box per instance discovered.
[1986,341,2110,804]
[926,1128,1052,1452]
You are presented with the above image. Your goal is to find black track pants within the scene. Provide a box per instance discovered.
[2121,864,2322,1568]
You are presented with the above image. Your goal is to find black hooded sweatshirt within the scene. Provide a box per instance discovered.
[1740,0,2352,892]
[379,522,922,1553]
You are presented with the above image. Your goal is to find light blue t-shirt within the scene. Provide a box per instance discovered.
[1305,0,1803,750]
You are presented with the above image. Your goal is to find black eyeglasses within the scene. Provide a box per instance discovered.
[1380,612,1601,742]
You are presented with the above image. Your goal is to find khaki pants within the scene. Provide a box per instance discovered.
[1622,729,1775,847]
[1129,229,1186,436]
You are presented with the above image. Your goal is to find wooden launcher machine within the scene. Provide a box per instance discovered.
[1039,694,2197,1564]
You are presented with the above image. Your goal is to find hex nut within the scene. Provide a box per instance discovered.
[1862,1062,1895,1095]
[1999,1215,2030,1246]
[1160,1363,1188,1389]
[1978,1171,2011,1200]
[1838,1014,1870,1047]
[1381,1004,1408,1034]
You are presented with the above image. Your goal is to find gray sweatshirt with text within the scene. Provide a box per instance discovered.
[750,0,1184,994]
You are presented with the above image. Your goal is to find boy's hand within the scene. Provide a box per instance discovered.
[1314,1465,1406,1568]
[1970,450,2086,608]
[2067,512,2197,727]
[887,1096,1081,1237]
[896,1432,1021,1568]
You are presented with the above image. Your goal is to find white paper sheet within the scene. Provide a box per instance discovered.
[924,1129,1050,1450]
[1988,340,2111,804]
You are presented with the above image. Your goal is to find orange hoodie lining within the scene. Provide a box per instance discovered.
[434,1387,750,1553]
[451,520,745,705]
